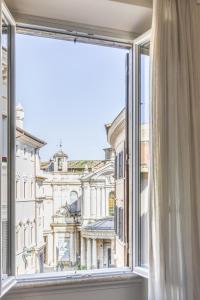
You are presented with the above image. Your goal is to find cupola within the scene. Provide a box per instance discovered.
[53,142,68,172]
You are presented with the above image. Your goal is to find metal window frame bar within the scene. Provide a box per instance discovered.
[132,30,151,278]
[0,1,16,297]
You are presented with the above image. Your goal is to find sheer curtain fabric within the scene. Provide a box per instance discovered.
[149,0,200,299]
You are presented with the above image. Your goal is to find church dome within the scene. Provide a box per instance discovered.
[53,150,68,159]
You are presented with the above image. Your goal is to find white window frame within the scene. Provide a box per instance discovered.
[0,0,151,295]
[0,1,16,297]
[132,31,151,278]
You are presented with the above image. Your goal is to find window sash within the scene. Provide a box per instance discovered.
[0,1,16,297]
[132,30,151,278]
[0,5,152,291]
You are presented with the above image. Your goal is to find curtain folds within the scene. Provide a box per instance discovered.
[149,0,200,299]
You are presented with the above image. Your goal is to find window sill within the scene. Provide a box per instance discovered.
[9,269,144,297]
[133,267,149,279]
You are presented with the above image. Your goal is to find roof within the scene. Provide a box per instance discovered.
[68,160,104,170]
[16,126,47,148]
[53,150,68,158]
[40,159,106,173]
[40,161,50,169]
[84,217,114,231]
[106,108,126,146]
[105,108,125,132]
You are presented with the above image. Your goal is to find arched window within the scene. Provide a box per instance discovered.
[69,191,78,204]
[108,191,115,216]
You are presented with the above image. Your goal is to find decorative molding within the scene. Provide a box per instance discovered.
[107,109,125,147]
[13,12,137,45]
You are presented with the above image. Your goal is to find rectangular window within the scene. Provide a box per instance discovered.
[23,147,27,158]
[24,182,26,199]
[31,182,34,198]
[13,29,131,277]
[0,2,16,295]
[114,205,117,234]
[0,2,151,295]
[133,34,150,274]
[139,42,150,269]
[118,207,124,241]
[114,155,118,179]
[119,151,124,179]
[16,181,18,199]
[1,14,9,280]
[16,144,19,156]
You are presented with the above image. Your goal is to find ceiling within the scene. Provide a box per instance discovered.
[5,0,152,35]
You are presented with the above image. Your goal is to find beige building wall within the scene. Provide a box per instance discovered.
[107,109,149,268]
[107,109,126,268]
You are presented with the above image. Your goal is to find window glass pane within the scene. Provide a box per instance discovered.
[15,33,129,274]
[1,15,10,279]
[139,42,150,268]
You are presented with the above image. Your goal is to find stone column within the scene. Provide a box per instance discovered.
[86,238,92,269]
[53,232,57,266]
[70,232,75,264]
[84,184,90,219]
[47,233,53,266]
[96,187,101,218]
[99,239,104,268]
[90,187,96,217]
[81,237,86,267]
[92,239,97,269]
[101,187,106,217]
[105,188,110,217]
[111,239,115,266]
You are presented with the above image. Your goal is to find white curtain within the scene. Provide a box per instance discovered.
[149,0,200,299]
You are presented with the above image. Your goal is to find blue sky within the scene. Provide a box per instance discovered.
[16,34,128,161]
[141,53,150,124]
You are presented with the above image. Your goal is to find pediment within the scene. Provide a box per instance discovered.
[81,161,114,182]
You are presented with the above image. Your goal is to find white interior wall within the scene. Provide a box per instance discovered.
[3,277,148,300]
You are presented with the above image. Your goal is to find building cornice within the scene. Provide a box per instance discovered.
[82,230,115,239]
[107,109,125,147]
[16,127,46,149]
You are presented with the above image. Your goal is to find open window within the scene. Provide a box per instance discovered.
[0,1,16,296]
[132,31,150,277]
[0,0,151,296]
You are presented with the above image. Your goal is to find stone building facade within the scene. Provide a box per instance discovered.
[107,108,149,268]
[2,42,48,275]
[15,105,47,275]
[14,105,149,274]
[106,109,127,267]
[14,104,116,274]
[39,148,115,271]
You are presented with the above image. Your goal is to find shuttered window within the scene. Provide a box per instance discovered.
[118,207,124,241]
[119,151,124,179]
